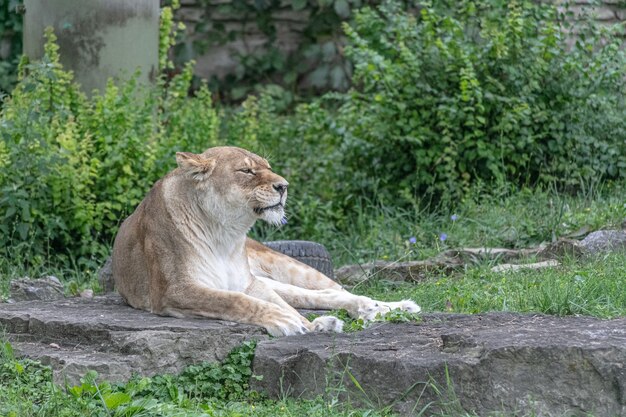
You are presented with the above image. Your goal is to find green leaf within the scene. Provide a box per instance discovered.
[20,201,30,221]
[330,66,346,89]
[3,342,14,359]
[321,41,336,60]
[346,368,366,395]
[4,205,16,219]
[68,386,83,397]
[103,392,131,410]
[14,362,24,374]
[16,223,28,240]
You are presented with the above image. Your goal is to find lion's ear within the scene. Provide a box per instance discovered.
[176,152,216,180]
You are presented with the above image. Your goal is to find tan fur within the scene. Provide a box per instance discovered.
[113,146,419,337]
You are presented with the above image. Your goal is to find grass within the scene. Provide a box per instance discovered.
[254,180,626,266]
[353,252,626,319]
[0,183,624,416]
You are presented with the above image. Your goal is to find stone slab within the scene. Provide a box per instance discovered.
[252,313,626,417]
[1,297,625,416]
[0,295,266,384]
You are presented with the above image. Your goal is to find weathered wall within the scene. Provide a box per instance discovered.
[175,0,309,80]
[24,0,159,94]
[176,0,626,82]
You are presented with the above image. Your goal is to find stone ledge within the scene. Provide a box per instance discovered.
[0,295,266,384]
[252,313,626,417]
[1,297,624,416]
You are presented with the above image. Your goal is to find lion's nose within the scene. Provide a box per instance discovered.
[273,183,288,196]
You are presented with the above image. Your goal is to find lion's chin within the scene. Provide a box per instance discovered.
[260,206,285,226]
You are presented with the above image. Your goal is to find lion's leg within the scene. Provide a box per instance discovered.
[160,283,309,337]
[246,239,343,290]
[256,277,421,321]
[244,276,304,317]
[245,277,343,332]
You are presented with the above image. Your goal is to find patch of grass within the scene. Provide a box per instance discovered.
[354,252,626,319]
[254,181,626,266]
[2,180,623,299]
[309,308,422,333]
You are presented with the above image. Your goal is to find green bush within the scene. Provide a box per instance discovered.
[0,29,220,266]
[333,0,626,200]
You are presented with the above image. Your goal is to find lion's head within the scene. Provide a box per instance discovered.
[174,146,288,226]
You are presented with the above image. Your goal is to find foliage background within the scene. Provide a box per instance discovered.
[0,0,625,272]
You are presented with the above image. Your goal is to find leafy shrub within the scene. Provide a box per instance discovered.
[0,339,258,416]
[333,0,626,200]
[0,341,53,405]
[0,29,220,266]
[244,0,626,237]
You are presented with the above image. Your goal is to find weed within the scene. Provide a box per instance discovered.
[130,340,258,402]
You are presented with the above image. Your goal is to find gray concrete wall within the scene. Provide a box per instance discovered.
[23,0,159,94]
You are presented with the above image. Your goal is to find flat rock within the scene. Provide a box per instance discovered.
[252,313,626,417]
[580,230,626,255]
[0,295,266,385]
[1,297,624,416]
[8,276,65,302]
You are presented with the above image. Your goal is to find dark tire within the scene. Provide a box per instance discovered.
[262,240,335,280]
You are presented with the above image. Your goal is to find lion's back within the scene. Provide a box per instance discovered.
[112,180,168,311]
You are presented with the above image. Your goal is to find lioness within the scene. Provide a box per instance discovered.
[112,146,420,336]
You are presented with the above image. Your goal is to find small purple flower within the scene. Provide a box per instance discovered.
[439,233,448,242]
[409,236,417,244]
[281,216,288,225]
[450,214,458,221]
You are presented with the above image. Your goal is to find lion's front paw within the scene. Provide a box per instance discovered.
[311,315,344,333]
[264,311,310,337]
[358,299,421,321]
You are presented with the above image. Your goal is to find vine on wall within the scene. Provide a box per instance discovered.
[171,0,371,103]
